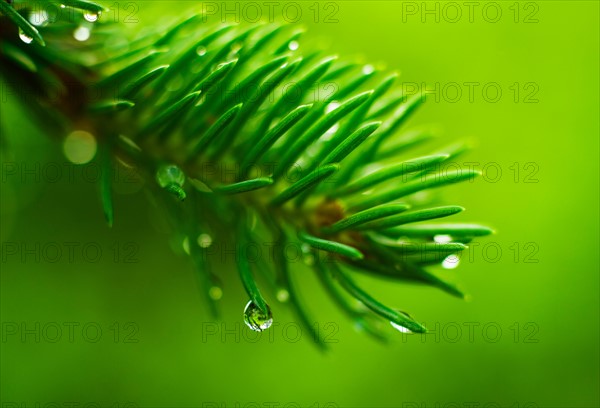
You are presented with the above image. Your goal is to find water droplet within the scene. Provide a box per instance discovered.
[288,40,299,51]
[276,288,289,303]
[390,311,415,334]
[434,234,452,243]
[84,11,100,22]
[390,321,412,333]
[197,233,213,248]
[18,28,33,44]
[243,301,273,332]
[156,164,186,200]
[442,254,460,269]
[156,165,185,187]
[196,46,207,56]
[209,286,223,300]
[362,64,375,75]
[29,10,49,27]
[63,130,97,164]
[60,4,66,8]
[73,26,90,42]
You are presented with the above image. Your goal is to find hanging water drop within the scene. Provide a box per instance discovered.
[84,11,100,22]
[434,234,452,243]
[243,301,273,332]
[156,164,186,201]
[157,165,185,187]
[18,28,33,44]
[390,311,415,334]
[390,321,411,333]
[29,10,49,27]
[196,46,207,56]
[442,254,460,269]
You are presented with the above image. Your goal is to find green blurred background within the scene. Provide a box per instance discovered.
[1,1,598,407]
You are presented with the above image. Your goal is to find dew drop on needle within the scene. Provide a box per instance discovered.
[243,301,273,332]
